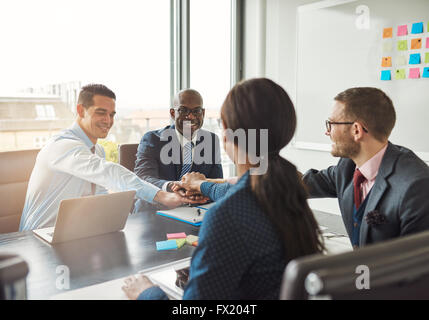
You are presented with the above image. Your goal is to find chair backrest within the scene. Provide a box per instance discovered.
[118,143,138,172]
[0,149,39,233]
[280,230,429,300]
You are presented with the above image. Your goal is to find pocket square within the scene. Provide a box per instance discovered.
[365,210,387,226]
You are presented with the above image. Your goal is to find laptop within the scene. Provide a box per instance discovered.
[33,190,136,244]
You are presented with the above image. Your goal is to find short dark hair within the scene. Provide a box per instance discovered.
[334,87,396,142]
[78,84,116,108]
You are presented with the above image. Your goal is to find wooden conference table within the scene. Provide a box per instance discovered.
[0,208,345,300]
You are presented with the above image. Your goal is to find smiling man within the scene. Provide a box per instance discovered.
[20,84,193,231]
[133,89,223,211]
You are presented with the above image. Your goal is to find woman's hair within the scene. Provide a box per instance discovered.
[221,78,325,260]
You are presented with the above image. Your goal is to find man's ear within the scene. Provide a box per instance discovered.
[77,104,85,118]
[353,122,365,141]
[169,108,175,119]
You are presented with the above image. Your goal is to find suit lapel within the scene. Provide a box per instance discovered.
[359,142,398,245]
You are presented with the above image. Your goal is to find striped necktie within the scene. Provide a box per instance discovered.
[91,146,96,195]
[179,141,193,179]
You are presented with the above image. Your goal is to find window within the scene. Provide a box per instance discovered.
[0,0,170,152]
[190,0,234,177]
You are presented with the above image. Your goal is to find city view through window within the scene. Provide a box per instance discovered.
[0,0,233,176]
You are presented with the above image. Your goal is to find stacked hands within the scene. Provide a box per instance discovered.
[170,172,210,204]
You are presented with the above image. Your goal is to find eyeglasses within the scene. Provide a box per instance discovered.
[174,106,204,117]
[325,120,368,133]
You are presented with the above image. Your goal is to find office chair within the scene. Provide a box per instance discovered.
[280,229,429,300]
[0,149,39,233]
[118,143,139,172]
[0,254,29,299]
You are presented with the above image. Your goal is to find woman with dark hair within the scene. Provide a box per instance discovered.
[122,78,325,300]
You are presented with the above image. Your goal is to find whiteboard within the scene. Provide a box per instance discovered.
[294,0,429,161]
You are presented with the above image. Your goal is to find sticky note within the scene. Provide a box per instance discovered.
[409,68,420,79]
[426,38,429,49]
[381,70,391,81]
[411,22,424,34]
[397,25,408,36]
[397,40,408,51]
[156,240,178,250]
[396,55,407,66]
[425,52,429,64]
[409,53,421,65]
[383,27,393,38]
[382,41,393,53]
[192,241,198,247]
[423,68,429,78]
[186,235,199,245]
[381,57,392,67]
[175,238,186,248]
[167,232,187,239]
[411,38,422,50]
[395,69,406,80]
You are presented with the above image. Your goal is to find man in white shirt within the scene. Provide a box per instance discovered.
[20,84,195,231]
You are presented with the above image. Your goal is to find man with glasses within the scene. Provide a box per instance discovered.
[303,87,429,248]
[134,89,223,209]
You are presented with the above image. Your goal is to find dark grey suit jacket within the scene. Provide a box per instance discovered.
[303,142,429,246]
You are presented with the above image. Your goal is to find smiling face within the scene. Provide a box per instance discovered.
[327,101,360,158]
[77,94,116,144]
[170,91,204,139]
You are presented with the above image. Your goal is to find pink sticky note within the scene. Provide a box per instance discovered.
[409,68,420,79]
[397,25,408,36]
[167,232,187,239]
[426,37,429,49]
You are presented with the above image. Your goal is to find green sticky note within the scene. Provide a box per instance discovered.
[176,238,186,248]
[426,52,429,64]
[397,40,408,51]
[394,69,406,80]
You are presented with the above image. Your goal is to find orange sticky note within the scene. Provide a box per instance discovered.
[383,27,393,38]
[411,38,422,49]
[192,241,198,247]
[381,57,392,67]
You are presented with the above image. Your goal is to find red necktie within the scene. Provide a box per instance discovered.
[353,168,366,210]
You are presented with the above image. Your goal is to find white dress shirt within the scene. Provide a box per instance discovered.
[19,122,160,231]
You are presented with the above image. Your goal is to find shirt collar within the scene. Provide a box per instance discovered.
[70,122,95,149]
[175,127,199,146]
[357,144,388,181]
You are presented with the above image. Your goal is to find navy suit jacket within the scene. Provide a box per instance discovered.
[303,142,429,246]
[138,171,288,300]
[133,125,223,211]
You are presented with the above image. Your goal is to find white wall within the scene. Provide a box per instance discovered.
[243,0,429,215]
[242,0,343,215]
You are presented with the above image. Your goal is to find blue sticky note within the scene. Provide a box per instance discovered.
[409,53,421,65]
[381,70,391,81]
[156,240,178,250]
[423,68,429,78]
[411,22,424,34]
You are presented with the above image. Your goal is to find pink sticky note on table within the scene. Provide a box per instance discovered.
[397,25,408,36]
[167,232,187,239]
[409,68,420,79]
[426,37,429,49]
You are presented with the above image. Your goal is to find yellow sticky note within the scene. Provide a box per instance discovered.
[381,57,392,67]
[383,27,393,38]
[395,69,406,80]
[382,41,393,53]
[176,238,186,248]
[397,40,408,51]
[396,55,407,66]
[411,38,422,50]
[186,235,199,245]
